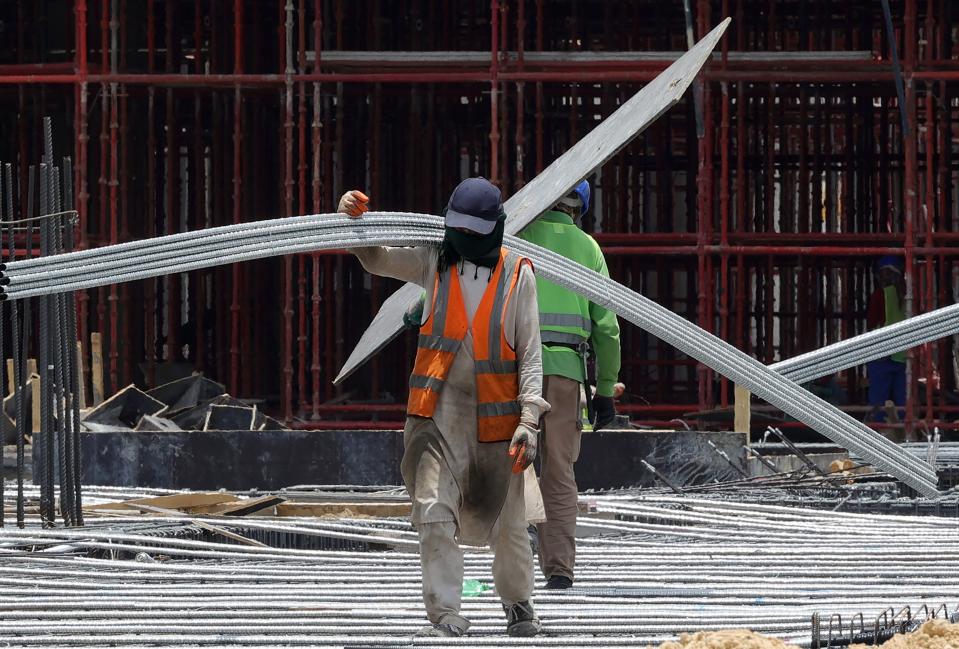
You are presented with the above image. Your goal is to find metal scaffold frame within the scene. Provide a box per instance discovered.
[0,0,957,435]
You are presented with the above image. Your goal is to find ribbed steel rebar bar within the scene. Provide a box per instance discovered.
[1,206,948,389]
[36,163,54,526]
[63,156,82,524]
[0,213,941,496]
[51,166,75,525]
[9,164,27,527]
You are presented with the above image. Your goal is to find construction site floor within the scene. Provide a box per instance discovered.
[1,482,957,647]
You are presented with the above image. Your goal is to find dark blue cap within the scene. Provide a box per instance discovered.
[876,255,904,273]
[444,177,504,235]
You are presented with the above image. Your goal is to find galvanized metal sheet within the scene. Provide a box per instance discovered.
[333,18,732,384]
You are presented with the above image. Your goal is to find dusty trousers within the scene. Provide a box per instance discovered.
[536,374,583,580]
[417,475,534,632]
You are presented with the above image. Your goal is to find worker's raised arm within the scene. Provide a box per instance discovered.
[336,190,435,288]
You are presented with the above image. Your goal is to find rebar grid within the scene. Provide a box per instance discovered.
[1,486,956,648]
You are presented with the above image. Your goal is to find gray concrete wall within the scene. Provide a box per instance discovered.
[79,428,748,491]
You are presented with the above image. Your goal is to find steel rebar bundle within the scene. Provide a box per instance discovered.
[0,119,83,529]
[0,212,939,497]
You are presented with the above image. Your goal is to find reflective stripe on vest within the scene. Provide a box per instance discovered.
[473,250,526,442]
[539,311,591,348]
[407,249,529,443]
[540,312,592,331]
[541,330,588,346]
[478,401,522,418]
[407,268,468,416]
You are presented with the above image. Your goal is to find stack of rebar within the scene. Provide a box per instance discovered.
[0,212,943,498]
[0,117,83,528]
[1,487,957,647]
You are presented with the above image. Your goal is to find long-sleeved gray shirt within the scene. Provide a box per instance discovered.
[351,245,549,427]
[350,244,549,543]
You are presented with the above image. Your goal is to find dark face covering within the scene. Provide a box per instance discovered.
[438,210,505,270]
[445,220,504,267]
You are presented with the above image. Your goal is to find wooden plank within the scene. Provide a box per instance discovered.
[271,502,412,518]
[29,372,40,434]
[734,384,751,439]
[333,19,731,384]
[202,495,286,517]
[90,332,104,406]
[75,340,87,409]
[84,492,239,512]
[127,503,269,547]
[5,359,13,395]
[190,520,269,547]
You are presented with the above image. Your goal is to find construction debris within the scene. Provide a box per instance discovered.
[79,380,288,434]
[203,403,256,431]
[133,414,183,432]
[83,384,167,428]
[850,620,959,649]
[146,374,228,414]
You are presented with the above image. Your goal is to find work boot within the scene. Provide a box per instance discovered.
[503,600,541,637]
[545,575,573,590]
[414,623,465,638]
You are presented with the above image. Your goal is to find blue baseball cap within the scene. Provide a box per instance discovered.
[444,177,504,235]
[876,255,904,273]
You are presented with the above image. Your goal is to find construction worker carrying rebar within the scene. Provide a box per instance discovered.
[336,180,549,638]
[866,255,907,428]
[517,179,622,590]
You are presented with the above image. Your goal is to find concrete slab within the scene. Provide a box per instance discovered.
[79,428,747,491]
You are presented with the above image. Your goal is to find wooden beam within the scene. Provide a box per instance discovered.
[125,503,269,547]
[29,372,40,434]
[76,341,87,409]
[90,332,104,405]
[271,501,412,518]
[734,384,751,440]
[84,492,239,512]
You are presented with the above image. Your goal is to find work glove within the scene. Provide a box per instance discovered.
[337,190,369,217]
[403,293,426,329]
[592,395,616,431]
[508,423,538,473]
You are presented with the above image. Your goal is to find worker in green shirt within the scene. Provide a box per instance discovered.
[518,180,622,589]
[865,255,907,425]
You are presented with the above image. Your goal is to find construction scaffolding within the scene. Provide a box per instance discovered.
[0,1,957,434]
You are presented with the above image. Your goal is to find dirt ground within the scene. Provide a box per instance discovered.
[647,621,959,649]
[850,620,959,649]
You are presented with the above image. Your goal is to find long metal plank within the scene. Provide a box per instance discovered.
[332,18,732,384]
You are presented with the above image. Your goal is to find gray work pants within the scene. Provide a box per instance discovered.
[536,374,582,580]
[417,479,533,632]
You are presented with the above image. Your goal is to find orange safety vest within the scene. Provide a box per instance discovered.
[407,249,530,442]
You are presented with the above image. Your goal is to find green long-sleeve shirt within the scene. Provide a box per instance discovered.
[518,211,621,396]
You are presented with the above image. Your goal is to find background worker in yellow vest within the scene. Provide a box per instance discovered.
[517,180,621,590]
[337,180,550,638]
[865,255,907,424]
